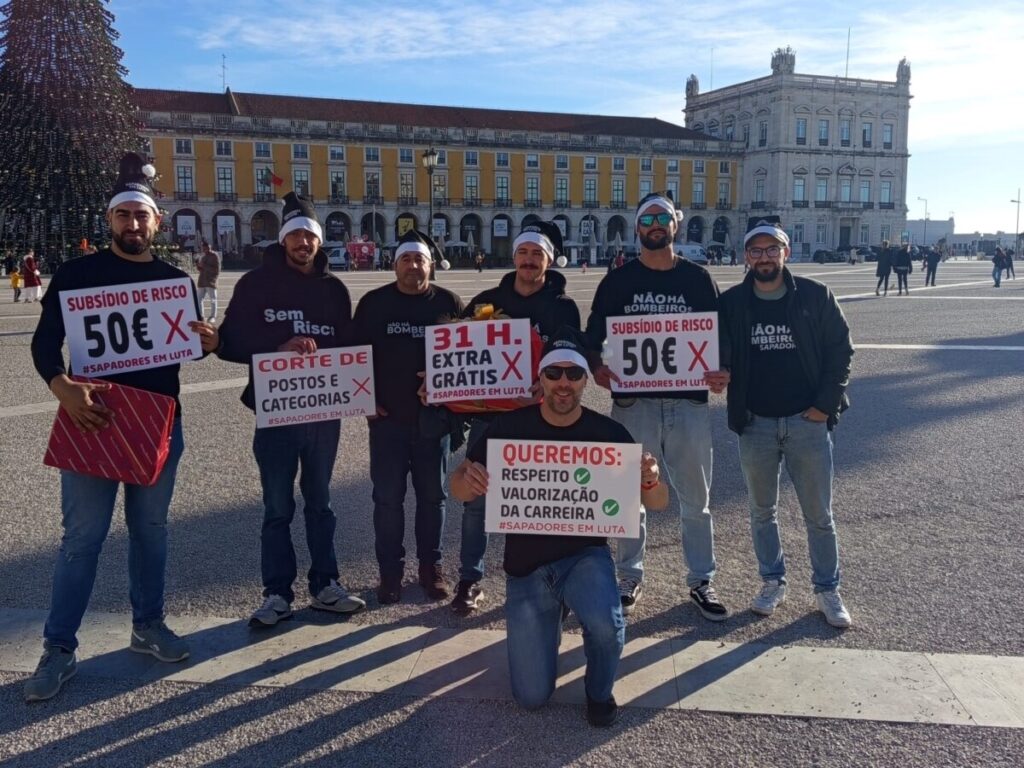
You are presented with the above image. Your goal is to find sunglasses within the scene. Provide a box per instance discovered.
[637,213,674,227]
[541,365,587,381]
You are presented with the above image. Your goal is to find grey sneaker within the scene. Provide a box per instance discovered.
[815,589,852,628]
[751,579,787,616]
[618,578,642,615]
[24,647,77,702]
[130,620,190,662]
[311,580,365,614]
[249,594,293,628]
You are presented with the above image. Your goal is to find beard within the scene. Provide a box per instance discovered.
[112,230,152,256]
[546,388,582,415]
[639,231,671,250]
[752,264,781,283]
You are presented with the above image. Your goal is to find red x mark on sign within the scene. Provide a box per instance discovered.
[687,341,709,372]
[161,310,189,344]
[501,350,523,381]
[352,377,371,396]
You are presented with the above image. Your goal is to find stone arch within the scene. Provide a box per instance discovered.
[250,210,279,245]
[212,209,241,253]
[171,208,202,250]
[324,211,351,243]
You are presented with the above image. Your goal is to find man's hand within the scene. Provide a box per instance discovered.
[640,451,660,487]
[639,451,669,511]
[417,371,429,406]
[366,405,389,422]
[50,375,113,433]
[460,460,490,497]
[279,336,317,354]
[802,406,829,422]
[704,369,730,394]
[592,364,621,391]
[188,320,219,353]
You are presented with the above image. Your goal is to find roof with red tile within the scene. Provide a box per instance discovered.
[132,88,707,141]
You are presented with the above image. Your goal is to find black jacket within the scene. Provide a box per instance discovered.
[217,243,353,410]
[463,269,580,341]
[875,248,893,277]
[719,268,853,434]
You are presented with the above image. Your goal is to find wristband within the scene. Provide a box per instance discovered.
[641,479,659,490]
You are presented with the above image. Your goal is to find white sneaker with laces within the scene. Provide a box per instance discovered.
[815,589,852,628]
[312,580,365,614]
[249,594,292,627]
[750,579,787,616]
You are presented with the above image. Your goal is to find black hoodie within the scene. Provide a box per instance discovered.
[462,269,580,342]
[217,243,353,410]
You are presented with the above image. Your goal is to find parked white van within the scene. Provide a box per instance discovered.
[674,244,708,265]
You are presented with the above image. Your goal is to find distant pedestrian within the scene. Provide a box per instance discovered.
[992,248,1007,287]
[3,251,15,275]
[475,251,484,273]
[893,244,912,296]
[580,259,589,274]
[875,240,892,296]
[10,265,22,301]
[194,242,221,322]
[21,250,43,302]
[1005,249,1015,280]
[924,247,941,287]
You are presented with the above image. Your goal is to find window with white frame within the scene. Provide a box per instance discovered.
[293,169,309,196]
[496,175,509,201]
[793,177,806,201]
[881,180,892,203]
[255,166,272,194]
[584,156,597,171]
[329,145,345,162]
[743,124,750,146]
[435,149,447,165]
[613,156,625,171]
[292,143,309,160]
[754,178,765,202]
[641,158,652,172]
[526,153,539,169]
[840,178,852,202]
[719,161,729,174]
[331,171,347,198]
[398,172,413,199]
[527,177,540,203]
[555,177,568,203]
[693,180,705,204]
[796,118,807,145]
[694,159,705,174]
[758,121,768,146]
[816,223,827,244]
[464,150,478,167]
[818,119,829,145]
[612,178,625,203]
[465,174,479,201]
[555,154,568,170]
[840,119,851,146]
[399,147,413,164]
[882,123,893,149]
[175,165,194,193]
[254,142,272,159]
[666,181,679,203]
[881,224,891,242]
[432,173,447,198]
[364,146,380,163]
[816,178,828,201]
[216,166,233,194]
[174,138,192,155]
[496,152,509,168]
[639,179,652,198]
[717,181,730,205]
[365,171,380,198]
[793,223,804,243]
[584,178,597,203]
[860,180,871,203]
[859,223,870,244]
[862,122,873,148]
[667,159,679,173]
[215,140,232,157]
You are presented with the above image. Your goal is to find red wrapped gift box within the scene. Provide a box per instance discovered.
[43,377,175,486]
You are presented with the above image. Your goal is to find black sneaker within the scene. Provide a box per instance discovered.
[586,695,619,727]
[377,574,402,605]
[450,580,484,615]
[689,581,730,622]
[618,578,642,615]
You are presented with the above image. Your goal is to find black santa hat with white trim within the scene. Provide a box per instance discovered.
[512,220,563,263]
[108,152,159,212]
[538,325,590,371]
[395,228,442,262]
[279,191,323,243]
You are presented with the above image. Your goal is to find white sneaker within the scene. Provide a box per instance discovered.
[248,594,292,627]
[815,589,852,628]
[312,580,365,614]
[750,579,787,616]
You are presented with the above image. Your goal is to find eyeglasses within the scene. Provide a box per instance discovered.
[746,245,783,258]
[541,365,587,381]
[637,213,674,227]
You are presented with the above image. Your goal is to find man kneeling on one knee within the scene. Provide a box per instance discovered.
[450,327,668,727]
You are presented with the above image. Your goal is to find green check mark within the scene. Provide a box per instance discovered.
[574,468,591,485]
[602,499,620,517]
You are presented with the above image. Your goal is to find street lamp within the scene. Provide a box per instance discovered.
[421,147,439,243]
[917,196,929,246]
[1011,189,1021,258]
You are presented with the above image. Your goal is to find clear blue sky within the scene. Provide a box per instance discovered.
[109,0,1024,235]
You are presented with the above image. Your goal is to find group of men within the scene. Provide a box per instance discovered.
[24,152,855,728]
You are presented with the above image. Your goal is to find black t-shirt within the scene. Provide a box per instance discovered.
[746,289,815,417]
[585,257,720,402]
[467,405,635,577]
[31,249,201,416]
[354,283,464,423]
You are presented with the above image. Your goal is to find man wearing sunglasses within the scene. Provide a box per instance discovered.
[714,217,854,627]
[586,193,727,622]
[451,220,581,616]
[451,327,667,726]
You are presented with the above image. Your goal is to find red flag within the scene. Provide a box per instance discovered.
[261,168,284,187]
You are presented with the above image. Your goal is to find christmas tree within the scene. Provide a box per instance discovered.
[0,0,141,266]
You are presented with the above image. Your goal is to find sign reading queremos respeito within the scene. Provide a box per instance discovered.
[604,312,719,393]
[251,346,376,428]
[485,439,642,538]
[424,318,533,404]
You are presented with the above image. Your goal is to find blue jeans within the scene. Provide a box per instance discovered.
[252,421,341,603]
[458,418,490,583]
[993,265,1002,286]
[738,415,840,592]
[610,397,715,588]
[505,546,624,708]
[368,416,450,578]
[44,420,185,652]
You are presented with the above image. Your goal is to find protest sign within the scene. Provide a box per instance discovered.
[485,439,642,538]
[425,318,533,404]
[251,345,376,429]
[60,278,201,376]
[605,312,719,393]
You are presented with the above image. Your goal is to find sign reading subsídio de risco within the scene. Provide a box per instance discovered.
[424,318,533,404]
[60,278,202,376]
[251,345,376,428]
[485,439,642,538]
[605,312,719,393]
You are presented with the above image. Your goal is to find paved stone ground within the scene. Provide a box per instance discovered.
[1,260,1022,766]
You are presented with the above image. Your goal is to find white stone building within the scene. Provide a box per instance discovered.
[684,48,912,258]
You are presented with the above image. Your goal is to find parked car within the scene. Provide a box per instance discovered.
[812,249,838,263]
[325,246,349,271]
[674,243,708,265]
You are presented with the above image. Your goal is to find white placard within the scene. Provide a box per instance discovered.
[605,312,719,393]
[493,219,509,237]
[485,439,642,538]
[554,219,567,237]
[176,216,196,236]
[251,345,376,429]
[425,318,532,404]
[61,278,202,376]
[216,215,235,235]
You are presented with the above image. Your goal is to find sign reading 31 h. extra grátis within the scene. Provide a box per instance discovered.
[251,345,376,429]
[605,312,719,393]
[485,439,641,538]
[61,278,202,376]
[425,318,532,405]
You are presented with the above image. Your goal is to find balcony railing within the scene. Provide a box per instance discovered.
[397,196,417,206]
[750,201,766,210]
[463,197,480,207]
[792,200,809,208]
[364,194,383,205]
[583,200,600,209]
[493,198,512,208]
[862,201,874,209]
[879,202,895,209]
[253,192,276,203]
[432,196,449,207]
[328,194,349,205]
[716,201,731,210]
[814,200,832,208]
[523,198,542,208]
[553,198,569,208]
[214,192,237,202]
[691,202,707,210]
[609,200,627,209]
[175,191,198,201]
